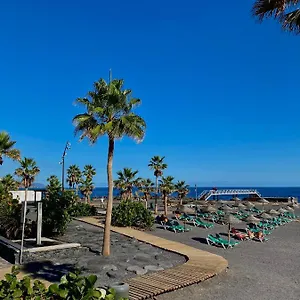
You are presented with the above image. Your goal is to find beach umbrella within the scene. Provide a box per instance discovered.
[245,202,255,208]
[268,209,279,216]
[232,197,241,202]
[259,212,272,220]
[259,198,269,211]
[238,202,246,209]
[245,214,260,224]
[224,214,241,243]
[286,206,294,212]
[278,207,288,214]
[203,205,217,213]
[286,206,295,217]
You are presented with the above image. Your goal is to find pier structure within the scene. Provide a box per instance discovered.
[198,189,261,201]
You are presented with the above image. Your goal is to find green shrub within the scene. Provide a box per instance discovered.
[0,198,35,239]
[112,200,154,229]
[69,202,97,217]
[0,267,126,299]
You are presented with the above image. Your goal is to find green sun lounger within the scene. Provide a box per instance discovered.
[193,218,214,228]
[206,234,239,249]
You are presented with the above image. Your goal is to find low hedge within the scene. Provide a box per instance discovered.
[0,267,126,299]
[112,200,154,229]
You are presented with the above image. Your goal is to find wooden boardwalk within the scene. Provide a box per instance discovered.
[78,217,228,299]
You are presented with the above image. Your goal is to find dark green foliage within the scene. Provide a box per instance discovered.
[0,198,34,239]
[112,200,154,229]
[69,202,97,217]
[43,176,97,236]
[0,267,126,299]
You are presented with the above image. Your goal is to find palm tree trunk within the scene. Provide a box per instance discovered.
[102,137,114,256]
[180,196,183,206]
[155,176,158,214]
[164,195,168,216]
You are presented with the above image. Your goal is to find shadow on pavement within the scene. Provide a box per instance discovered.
[22,261,78,282]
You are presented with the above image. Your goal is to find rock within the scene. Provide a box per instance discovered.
[134,253,151,262]
[137,244,151,251]
[103,264,118,271]
[107,271,118,278]
[144,265,164,272]
[158,262,173,269]
[126,265,148,275]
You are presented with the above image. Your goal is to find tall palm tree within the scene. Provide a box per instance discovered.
[66,165,82,194]
[0,174,19,191]
[159,176,175,216]
[14,157,40,264]
[80,165,96,203]
[0,131,21,165]
[174,180,190,205]
[252,0,300,33]
[148,156,167,214]
[73,78,146,256]
[114,167,141,200]
[139,178,155,208]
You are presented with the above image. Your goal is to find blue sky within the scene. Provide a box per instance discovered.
[1,1,300,187]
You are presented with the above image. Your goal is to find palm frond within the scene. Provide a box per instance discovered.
[281,8,300,32]
[252,0,297,20]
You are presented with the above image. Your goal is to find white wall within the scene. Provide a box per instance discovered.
[10,191,42,203]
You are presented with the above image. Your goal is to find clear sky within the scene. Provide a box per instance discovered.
[1,1,300,187]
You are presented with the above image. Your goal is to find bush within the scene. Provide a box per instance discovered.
[0,267,127,299]
[112,200,154,229]
[69,202,97,217]
[0,198,35,239]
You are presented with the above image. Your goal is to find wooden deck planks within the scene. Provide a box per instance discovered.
[77,217,228,300]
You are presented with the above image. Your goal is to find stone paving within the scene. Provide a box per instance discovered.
[19,220,185,287]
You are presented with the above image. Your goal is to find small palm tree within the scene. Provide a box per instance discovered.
[148,156,167,214]
[14,157,40,264]
[139,178,155,208]
[83,164,96,181]
[0,132,21,165]
[252,0,300,33]
[80,165,96,203]
[159,176,175,216]
[174,180,190,205]
[0,174,19,191]
[73,78,146,256]
[66,165,82,194]
[80,179,94,203]
[114,168,141,200]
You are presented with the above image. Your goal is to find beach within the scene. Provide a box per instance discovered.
[152,208,300,300]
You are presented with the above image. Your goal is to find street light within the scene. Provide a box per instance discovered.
[60,141,71,192]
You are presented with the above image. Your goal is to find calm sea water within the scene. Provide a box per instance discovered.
[91,187,300,201]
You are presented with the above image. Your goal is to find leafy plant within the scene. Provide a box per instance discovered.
[112,200,154,229]
[79,165,96,203]
[42,176,75,236]
[69,202,97,217]
[0,267,126,299]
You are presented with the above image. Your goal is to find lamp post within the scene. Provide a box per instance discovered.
[60,141,71,192]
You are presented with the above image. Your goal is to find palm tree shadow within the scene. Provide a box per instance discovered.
[22,261,79,282]
[192,237,208,245]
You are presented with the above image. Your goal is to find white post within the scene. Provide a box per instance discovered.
[36,202,42,245]
[19,188,28,264]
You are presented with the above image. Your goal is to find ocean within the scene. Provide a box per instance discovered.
[91,187,300,201]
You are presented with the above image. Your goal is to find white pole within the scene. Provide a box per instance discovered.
[19,188,28,264]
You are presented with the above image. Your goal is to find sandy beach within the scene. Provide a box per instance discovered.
[152,208,300,300]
